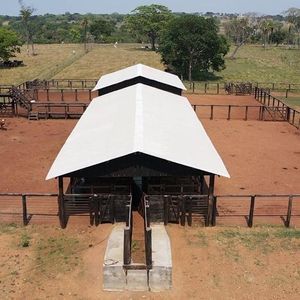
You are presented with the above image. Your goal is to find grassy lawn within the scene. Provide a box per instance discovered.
[0,43,299,86]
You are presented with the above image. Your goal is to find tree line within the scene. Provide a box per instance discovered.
[0,3,299,82]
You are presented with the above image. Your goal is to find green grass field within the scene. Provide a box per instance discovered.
[0,43,299,86]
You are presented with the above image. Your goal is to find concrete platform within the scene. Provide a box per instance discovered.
[103,224,172,292]
[149,225,172,292]
[103,225,126,291]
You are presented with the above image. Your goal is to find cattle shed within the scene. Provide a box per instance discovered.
[47,65,229,228]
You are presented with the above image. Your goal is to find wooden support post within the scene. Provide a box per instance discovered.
[227,105,231,120]
[204,83,207,94]
[180,197,186,226]
[89,195,95,226]
[217,83,220,94]
[268,94,271,106]
[210,105,214,120]
[285,196,293,228]
[163,196,169,225]
[22,194,27,226]
[248,195,255,228]
[192,82,195,93]
[110,196,115,224]
[74,89,78,101]
[61,89,64,102]
[46,89,49,102]
[89,89,92,101]
[211,196,217,226]
[286,89,289,98]
[245,106,248,121]
[58,177,66,228]
[187,197,192,226]
[206,175,215,227]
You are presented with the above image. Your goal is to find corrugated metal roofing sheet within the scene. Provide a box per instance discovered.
[92,63,186,91]
[46,84,229,180]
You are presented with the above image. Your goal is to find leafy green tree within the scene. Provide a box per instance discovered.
[158,15,229,83]
[125,4,172,50]
[0,27,22,62]
[90,18,115,42]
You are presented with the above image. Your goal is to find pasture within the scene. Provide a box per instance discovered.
[2,43,300,85]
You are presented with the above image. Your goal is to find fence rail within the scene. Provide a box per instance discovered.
[254,87,300,129]
[0,193,299,228]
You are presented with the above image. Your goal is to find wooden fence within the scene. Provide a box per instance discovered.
[18,79,300,95]
[34,103,88,119]
[0,193,299,228]
[254,87,300,129]
[184,81,300,94]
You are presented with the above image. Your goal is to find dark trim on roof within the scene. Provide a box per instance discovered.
[62,152,212,178]
[97,76,182,96]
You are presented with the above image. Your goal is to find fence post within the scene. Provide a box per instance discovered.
[286,89,289,98]
[22,194,28,226]
[245,106,248,121]
[211,196,217,226]
[192,82,195,93]
[227,105,231,120]
[248,195,255,228]
[217,83,220,94]
[285,196,293,228]
[204,83,207,94]
[210,105,214,120]
[74,89,77,101]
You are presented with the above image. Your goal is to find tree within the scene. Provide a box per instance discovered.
[0,27,22,62]
[284,8,300,48]
[125,4,172,50]
[18,0,35,55]
[224,17,254,59]
[90,18,115,42]
[158,15,229,83]
[259,19,274,49]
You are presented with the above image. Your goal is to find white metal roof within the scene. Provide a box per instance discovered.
[92,63,186,92]
[46,84,229,180]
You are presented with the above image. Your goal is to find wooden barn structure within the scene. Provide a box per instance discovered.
[46,64,229,228]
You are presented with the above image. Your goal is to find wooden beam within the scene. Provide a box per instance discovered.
[58,176,66,228]
[207,175,215,227]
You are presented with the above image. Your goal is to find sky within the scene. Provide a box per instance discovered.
[0,0,299,16]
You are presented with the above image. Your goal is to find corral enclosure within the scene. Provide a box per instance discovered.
[0,93,299,227]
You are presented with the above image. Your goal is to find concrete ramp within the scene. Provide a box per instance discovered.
[103,224,172,292]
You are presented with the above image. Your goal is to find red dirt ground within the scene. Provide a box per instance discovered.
[1,94,300,299]
[0,94,299,226]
